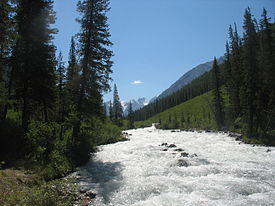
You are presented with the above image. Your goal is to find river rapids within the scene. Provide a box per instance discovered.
[76,126,275,206]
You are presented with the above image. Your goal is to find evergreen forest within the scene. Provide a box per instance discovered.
[0,1,274,205]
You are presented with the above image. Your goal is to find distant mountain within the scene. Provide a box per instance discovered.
[156,56,224,100]
[105,98,149,116]
[149,96,157,103]
[123,98,149,116]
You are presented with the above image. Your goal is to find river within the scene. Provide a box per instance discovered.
[76,126,275,206]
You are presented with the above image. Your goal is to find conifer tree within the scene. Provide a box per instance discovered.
[56,52,66,122]
[228,24,242,118]
[128,101,134,129]
[0,0,15,120]
[241,7,259,137]
[109,100,113,119]
[258,8,275,132]
[13,0,57,130]
[66,36,80,106]
[113,84,123,124]
[73,0,113,137]
[212,57,225,130]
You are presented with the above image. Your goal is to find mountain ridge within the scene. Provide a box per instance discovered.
[156,56,224,100]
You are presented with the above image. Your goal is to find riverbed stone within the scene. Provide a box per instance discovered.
[177,159,189,167]
[168,144,177,148]
[174,148,184,152]
[180,152,189,157]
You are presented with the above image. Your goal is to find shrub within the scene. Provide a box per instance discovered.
[0,119,24,165]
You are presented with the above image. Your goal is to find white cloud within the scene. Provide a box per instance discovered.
[131,80,143,85]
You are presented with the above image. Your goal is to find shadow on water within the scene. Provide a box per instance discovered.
[80,160,123,203]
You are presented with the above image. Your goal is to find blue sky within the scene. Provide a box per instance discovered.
[53,0,275,102]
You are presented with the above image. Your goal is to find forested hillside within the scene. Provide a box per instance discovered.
[0,1,123,204]
[133,8,275,144]
[133,63,225,121]
[157,56,224,100]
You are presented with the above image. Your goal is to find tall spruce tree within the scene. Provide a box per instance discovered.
[224,41,235,123]
[258,8,275,132]
[0,0,15,120]
[113,84,123,124]
[66,36,80,106]
[212,57,225,130]
[228,24,242,118]
[73,0,113,137]
[109,100,113,119]
[128,101,134,129]
[241,7,260,137]
[56,51,66,122]
[13,0,57,130]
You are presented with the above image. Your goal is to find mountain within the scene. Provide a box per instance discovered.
[123,98,149,116]
[156,56,224,100]
[105,98,149,116]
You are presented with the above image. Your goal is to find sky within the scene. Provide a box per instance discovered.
[53,0,275,102]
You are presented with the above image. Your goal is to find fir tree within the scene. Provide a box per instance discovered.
[73,0,113,137]
[13,0,57,130]
[56,51,66,122]
[66,36,80,106]
[228,24,242,118]
[128,101,134,129]
[109,100,113,119]
[258,8,275,132]
[0,0,16,120]
[241,7,260,137]
[113,84,123,124]
[212,57,225,130]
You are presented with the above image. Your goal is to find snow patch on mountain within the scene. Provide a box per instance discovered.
[104,98,149,116]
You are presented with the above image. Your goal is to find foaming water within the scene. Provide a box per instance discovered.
[77,126,275,206]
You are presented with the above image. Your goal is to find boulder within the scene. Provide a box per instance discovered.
[174,148,184,152]
[80,187,87,194]
[177,159,189,167]
[86,191,96,199]
[180,152,189,157]
[168,144,177,148]
[190,153,198,158]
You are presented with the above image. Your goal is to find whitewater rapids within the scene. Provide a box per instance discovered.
[77,126,275,206]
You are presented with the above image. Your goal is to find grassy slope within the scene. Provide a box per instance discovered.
[135,89,275,146]
[135,90,218,130]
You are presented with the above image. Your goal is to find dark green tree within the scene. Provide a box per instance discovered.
[228,24,242,118]
[0,0,16,120]
[66,36,80,106]
[56,51,66,122]
[258,8,275,132]
[127,101,134,129]
[240,7,260,137]
[13,0,57,131]
[212,57,225,130]
[113,84,123,125]
[73,0,113,137]
[109,100,113,119]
